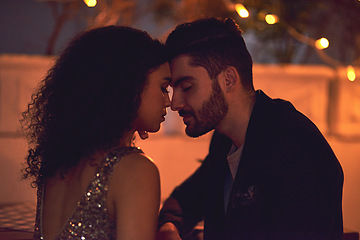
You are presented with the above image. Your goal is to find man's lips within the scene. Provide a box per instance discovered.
[179,111,194,124]
[179,110,192,117]
[182,115,193,121]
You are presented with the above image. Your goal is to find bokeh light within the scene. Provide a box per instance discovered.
[83,0,97,7]
[235,4,249,18]
[315,38,329,49]
[265,14,279,24]
[347,66,356,81]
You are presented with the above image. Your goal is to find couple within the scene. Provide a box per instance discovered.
[22,17,343,240]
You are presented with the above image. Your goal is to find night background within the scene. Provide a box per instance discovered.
[1,0,360,66]
[0,0,359,238]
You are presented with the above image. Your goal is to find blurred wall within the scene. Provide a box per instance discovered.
[0,55,54,204]
[0,54,359,232]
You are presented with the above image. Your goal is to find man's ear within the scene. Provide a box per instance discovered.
[223,66,239,92]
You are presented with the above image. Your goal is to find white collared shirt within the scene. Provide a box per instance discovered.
[227,143,244,180]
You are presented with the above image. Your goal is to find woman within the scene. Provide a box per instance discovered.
[21,26,171,240]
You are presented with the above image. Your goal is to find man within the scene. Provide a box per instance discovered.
[157,17,343,240]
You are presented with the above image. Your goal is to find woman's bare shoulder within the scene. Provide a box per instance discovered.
[116,151,159,177]
[108,151,158,189]
[106,151,160,220]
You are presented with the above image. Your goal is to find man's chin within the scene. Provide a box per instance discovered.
[185,125,211,138]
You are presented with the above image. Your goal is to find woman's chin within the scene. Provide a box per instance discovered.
[146,125,161,133]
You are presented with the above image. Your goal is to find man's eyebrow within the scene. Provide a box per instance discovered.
[171,76,194,87]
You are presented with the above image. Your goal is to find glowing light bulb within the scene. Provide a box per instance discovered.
[235,4,249,18]
[315,38,329,49]
[347,66,356,82]
[83,0,97,7]
[265,14,279,24]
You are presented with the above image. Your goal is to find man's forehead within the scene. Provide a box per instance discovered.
[170,55,193,69]
[170,55,207,76]
[170,57,210,87]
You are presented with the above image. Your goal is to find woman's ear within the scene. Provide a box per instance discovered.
[223,66,239,92]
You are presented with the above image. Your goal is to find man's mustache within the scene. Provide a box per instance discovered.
[179,110,194,117]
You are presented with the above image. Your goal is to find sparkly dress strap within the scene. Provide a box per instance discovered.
[99,147,144,186]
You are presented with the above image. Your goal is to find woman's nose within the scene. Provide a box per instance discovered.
[164,92,171,108]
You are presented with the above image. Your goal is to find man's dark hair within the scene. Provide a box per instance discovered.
[166,17,254,90]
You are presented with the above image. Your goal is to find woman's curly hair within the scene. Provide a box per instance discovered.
[20,26,168,187]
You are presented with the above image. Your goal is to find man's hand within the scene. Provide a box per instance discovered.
[137,130,149,140]
[156,222,182,240]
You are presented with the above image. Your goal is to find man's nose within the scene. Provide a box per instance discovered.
[171,91,184,111]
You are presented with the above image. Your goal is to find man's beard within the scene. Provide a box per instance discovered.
[183,80,228,138]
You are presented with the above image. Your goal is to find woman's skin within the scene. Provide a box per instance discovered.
[42,63,171,240]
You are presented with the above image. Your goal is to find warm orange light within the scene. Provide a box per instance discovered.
[347,66,356,82]
[235,4,249,18]
[265,14,279,24]
[315,38,329,49]
[83,0,97,7]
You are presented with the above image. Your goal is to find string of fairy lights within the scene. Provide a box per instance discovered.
[82,0,357,82]
[232,2,357,82]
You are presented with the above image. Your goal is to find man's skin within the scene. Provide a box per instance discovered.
[156,55,256,240]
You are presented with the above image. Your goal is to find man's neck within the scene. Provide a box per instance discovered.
[217,91,256,148]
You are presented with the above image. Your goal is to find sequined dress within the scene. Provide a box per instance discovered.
[34,147,143,240]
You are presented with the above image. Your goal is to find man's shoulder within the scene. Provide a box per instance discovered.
[255,90,296,115]
[254,90,315,129]
[250,90,330,150]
